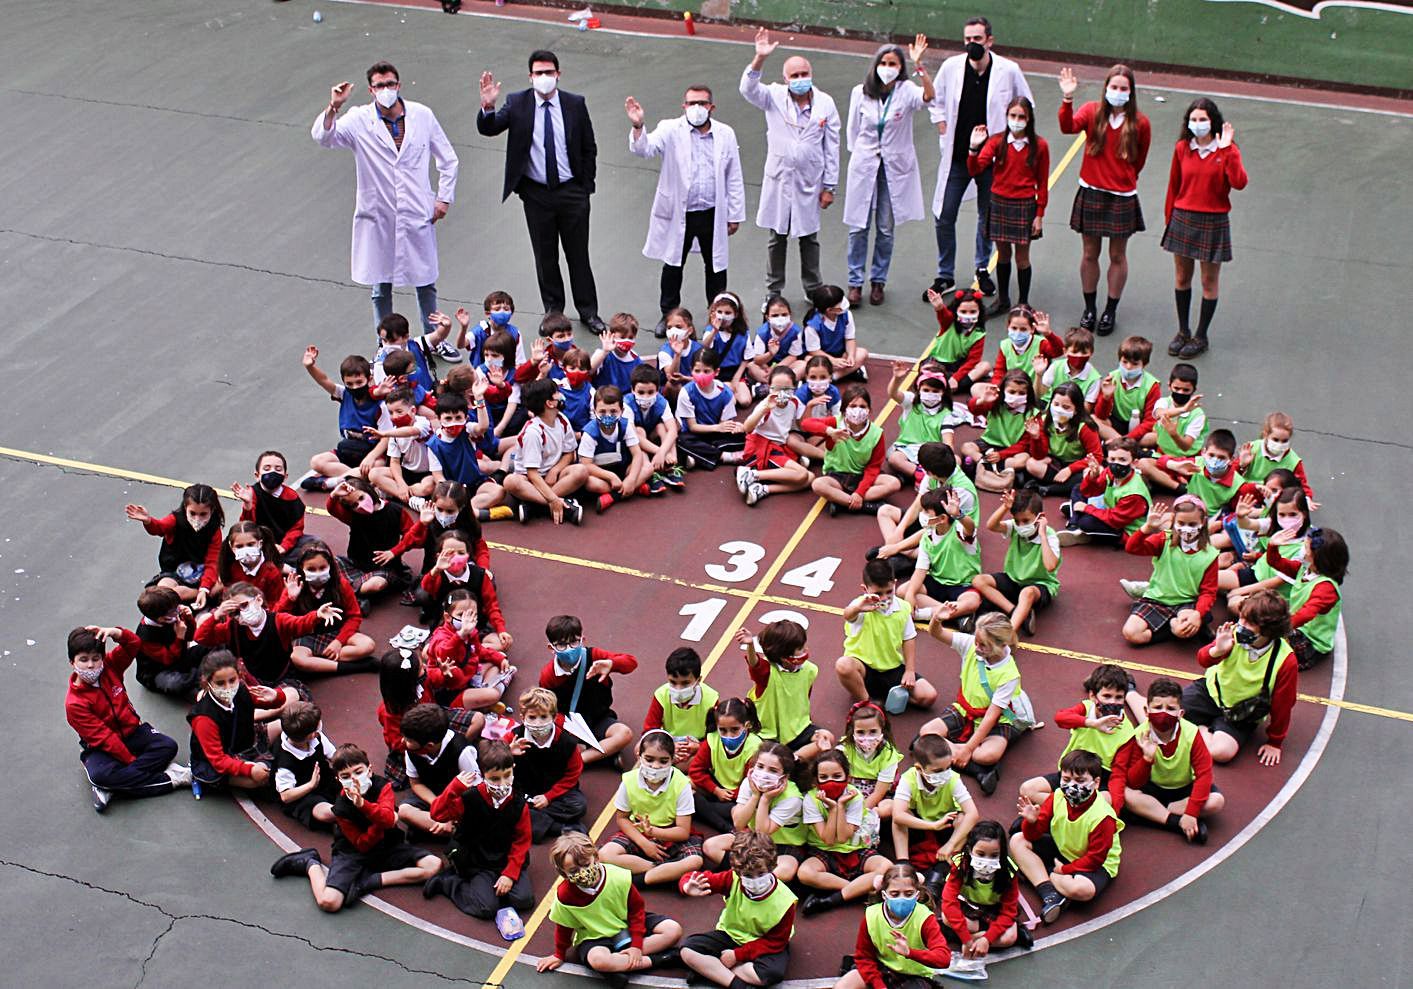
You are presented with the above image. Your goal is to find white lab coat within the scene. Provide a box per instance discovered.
[927,52,1033,215]
[738,69,841,238]
[629,117,746,271]
[843,79,928,230]
[311,100,458,287]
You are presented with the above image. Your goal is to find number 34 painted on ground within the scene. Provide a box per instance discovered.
[680,542,840,642]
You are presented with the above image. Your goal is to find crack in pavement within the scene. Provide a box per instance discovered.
[0,860,484,986]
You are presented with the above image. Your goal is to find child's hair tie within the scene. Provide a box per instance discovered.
[399,649,413,670]
[848,699,884,717]
[1173,493,1208,514]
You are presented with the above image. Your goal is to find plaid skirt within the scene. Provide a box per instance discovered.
[295,632,339,653]
[337,556,405,593]
[1161,207,1233,262]
[1070,186,1145,238]
[986,193,1042,245]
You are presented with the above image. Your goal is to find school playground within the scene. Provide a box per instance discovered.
[0,1,1408,987]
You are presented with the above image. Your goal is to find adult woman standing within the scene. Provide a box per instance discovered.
[1161,99,1247,358]
[1058,65,1151,338]
[843,36,935,308]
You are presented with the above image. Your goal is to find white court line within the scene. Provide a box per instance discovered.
[326,0,1413,118]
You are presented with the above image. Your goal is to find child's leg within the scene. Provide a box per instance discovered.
[886,448,917,476]
[1050,870,1099,903]
[397,803,441,832]
[839,855,893,902]
[834,656,870,704]
[470,481,505,510]
[861,474,902,502]
[645,916,684,954]
[376,852,443,891]
[971,574,1014,614]
[1137,459,1182,491]
[1019,775,1054,806]
[1010,585,1043,631]
[1004,452,1030,471]
[1198,725,1241,763]
[969,734,1009,768]
[733,380,753,406]
[1007,832,1051,888]
[584,471,613,495]
[309,451,355,480]
[960,440,982,462]
[785,433,828,462]
[1024,457,1052,480]
[758,461,811,493]
[810,475,853,506]
[458,686,505,710]
[702,832,733,866]
[369,467,404,501]
[835,972,868,989]
[307,859,347,913]
[550,463,591,495]
[774,853,800,883]
[906,674,938,708]
[597,842,653,874]
[581,722,633,765]
[876,504,905,542]
[502,473,543,505]
[797,855,846,891]
[644,850,703,886]
[680,934,741,985]
[1122,609,1157,645]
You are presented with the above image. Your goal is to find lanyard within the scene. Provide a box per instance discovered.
[874,89,895,140]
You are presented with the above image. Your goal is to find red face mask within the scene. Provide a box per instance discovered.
[566,370,592,389]
[447,553,469,576]
[613,338,636,352]
[1066,355,1088,373]
[1148,711,1179,733]
[819,779,848,801]
[442,422,466,438]
[390,412,414,428]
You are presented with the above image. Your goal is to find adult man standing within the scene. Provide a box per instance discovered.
[739,27,840,307]
[924,18,1032,309]
[314,62,460,356]
[478,51,604,333]
[625,87,745,337]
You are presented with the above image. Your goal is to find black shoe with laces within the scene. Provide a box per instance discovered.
[1097,310,1116,336]
[1179,334,1209,359]
[975,267,997,296]
[1040,889,1068,924]
[1168,331,1190,356]
[1079,308,1096,331]
[270,848,320,879]
[974,765,1000,796]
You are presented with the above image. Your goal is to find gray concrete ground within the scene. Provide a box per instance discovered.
[0,0,1410,985]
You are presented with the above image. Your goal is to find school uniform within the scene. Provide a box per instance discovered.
[405,729,480,809]
[65,630,179,798]
[1109,717,1216,817]
[801,414,887,494]
[550,864,668,964]
[325,495,416,589]
[1162,138,1247,262]
[593,349,644,393]
[480,366,526,437]
[983,519,1062,612]
[1185,637,1298,748]
[427,430,494,491]
[892,391,953,465]
[922,305,986,386]
[326,775,432,897]
[707,328,750,381]
[643,681,720,742]
[892,767,971,870]
[1124,531,1219,637]
[1241,438,1316,500]
[843,593,918,699]
[1058,101,1152,238]
[377,688,478,790]
[275,570,364,656]
[577,415,639,478]
[133,617,206,697]
[538,647,638,742]
[1156,460,1251,516]
[141,512,222,590]
[423,624,507,708]
[373,336,440,392]
[187,679,281,786]
[1265,544,1341,668]
[1041,699,1135,792]
[733,776,809,859]
[328,383,384,467]
[675,379,744,469]
[1093,369,1161,439]
[466,319,525,370]
[392,511,491,577]
[794,380,841,419]
[1152,395,1209,457]
[965,392,1029,463]
[240,483,307,555]
[968,132,1051,245]
[988,329,1065,387]
[627,392,672,440]
[558,378,595,432]
[1068,466,1151,539]
[1042,358,1102,406]
[607,766,704,862]
[843,740,903,808]
[419,562,504,635]
[427,776,535,918]
[802,785,878,876]
[512,717,588,841]
[936,632,1024,744]
[743,322,804,367]
[688,730,764,833]
[1018,788,1123,897]
[854,900,952,989]
[274,730,342,828]
[742,393,805,471]
[217,555,285,606]
[680,871,796,986]
[379,413,437,486]
[914,517,981,603]
[802,309,855,359]
[747,658,822,751]
[1028,420,1103,487]
[940,858,1020,947]
[514,412,579,477]
[658,338,704,388]
[195,609,321,691]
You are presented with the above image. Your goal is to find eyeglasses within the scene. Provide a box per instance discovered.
[370,80,400,90]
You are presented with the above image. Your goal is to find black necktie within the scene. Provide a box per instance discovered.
[542,101,560,188]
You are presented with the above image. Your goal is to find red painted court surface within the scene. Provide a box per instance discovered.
[250,358,1333,983]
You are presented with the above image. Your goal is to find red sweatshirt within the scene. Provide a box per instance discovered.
[1058,100,1151,193]
[676,871,795,962]
[1164,140,1248,221]
[324,496,417,552]
[941,868,1020,946]
[189,676,284,778]
[1021,792,1117,875]
[1093,379,1160,440]
[989,330,1065,387]
[854,909,952,987]
[931,306,986,384]
[1077,469,1148,533]
[1265,545,1340,629]
[194,610,323,652]
[1122,531,1219,617]
[429,777,532,881]
[800,416,886,496]
[965,393,1033,460]
[142,514,223,589]
[65,630,144,761]
[135,618,193,669]
[273,574,363,645]
[239,485,306,554]
[336,781,399,852]
[538,648,639,691]
[218,558,285,606]
[424,624,507,702]
[1028,423,1103,473]
[1108,727,1214,817]
[969,133,1050,215]
[553,877,647,959]
[1196,640,1299,747]
[421,568,505,634]
[519,718,586,802]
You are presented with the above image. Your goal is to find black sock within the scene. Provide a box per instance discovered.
[361,872,385,892]
[1175,287,1192,334]
[959,761,985,779]
[995,262,1012,300]
[1037,880,1057,900]
[1164,812,1183,832]
[1017,266,1032,304]
[1196,296,1218,336]
[1082,290,1097,313]
[1104,295,1120,315]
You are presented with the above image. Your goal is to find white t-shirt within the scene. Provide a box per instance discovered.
[404,730,481,780]
[843,594,918,642]
[675,383,737,424]
[743,329,804,362]
[946,633,1019,710]
[892,767,972,810]
[614,773,696,816]
[377,411,435,473]
[274,731,336,793]
[803,318,857,353]
[752,394,805,443]
[515,413,579,473]
[735,778,805,828]
[1041,360,1101,404]
[801,789,865,827]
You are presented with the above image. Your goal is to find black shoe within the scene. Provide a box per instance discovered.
[974,765,1000,796]
[91,784,113,814]
[858,501,883,515]
[338,655,380,674]
[975,268,997,296]
[582,315,607,334]
[1096,310,1116,337]
[1015,923,1035,950]
[837,955,856,977]
[922,278,954,303]
[1078,308,1096,331]
[1179,334,1209,359]
[653,318,668,339]
[649,947,682,969]
[270,848,320,878]
[1040,889,1067,924]
[1192,819,1209,845]
[562,498,584,526]
[355,595,373,615]
[1167,331,1190,357]
[422,872,449,899]
[986,295,1013,318]
[826,502,840,517]
[801,891,844,916]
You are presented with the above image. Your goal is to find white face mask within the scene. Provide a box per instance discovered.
[1265,438,1290,457]
[1176,523,1202,541]
[1014,521,1038,539]
[1105,87,1130,107]
[434,510,460,528]
[919,391,944,409]
[532,74,557,97]
[1189,119,1211,138]
[352,769,374,795]
[970,853,1002,878]
[186,512,210,531]
[749,768,782,791]
[639,763,672,785]
[1003,392,1028,412]
[374,86,400,109]
[739,872,775,896]
[876,64,900,85]
[208,682,239,706]
[844,406,870,427]
[854,733,882,754]
[685,105,710,127]
[526,720,555,740]
[1007,117,1027,134]
[238,601,264,627]
[304,568,331,587]
[1050,405,1074,425]
[75,663,104,686]
[668,684,700,706]
[233,545,263,567]
[921,768,952,789]
[768,315,791,333]
[634,392,656,410]
[807,378,830,395]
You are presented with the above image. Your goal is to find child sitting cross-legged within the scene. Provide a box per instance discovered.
[599,729,705,887]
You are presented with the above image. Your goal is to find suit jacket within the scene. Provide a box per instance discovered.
[477,88,597,201]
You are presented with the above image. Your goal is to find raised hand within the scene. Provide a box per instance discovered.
[479,71,500,110]
[124,503,152,524]
[908,33,929,66]
[969,123,989,150]
[1218,122,1234,148]
[1059,67,1078,98]
[753,26,778,59]
[303,345,319,368]
[926,287,947,312]
[892,358,914,379]
[624,96,645,129]
[330,81,352,110]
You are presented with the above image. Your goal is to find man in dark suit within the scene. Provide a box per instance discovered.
[478,51,604,333]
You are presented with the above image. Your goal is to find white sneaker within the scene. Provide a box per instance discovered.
[735,466,757,494]
[165,762,193,788]
[1120,578,1149,600]
[408,495,427,512]
[745,482,769,506]
[1057,529,1091,547]
[913,606,934,623]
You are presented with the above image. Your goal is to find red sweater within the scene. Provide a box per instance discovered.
[1153,458,1257,514]
[1058,100,1151,193]
[1108,727,1214,817]
[1164,140,1248,220]
[429,776,532,880]
[391,522,492,568]
[676,871,795,961]
[1122,531,1220,617]
[1196,640,1299,747]
[538,648,639,691]
[1077,469,1148,532]
[1093,379,1160,439]
[189,677,284,778]
[421,568,506,634]
[553,877,647,959]
[800,416,886,496]
[968,133,1050,215]
[931,306,986,383]
[239,485,306,554]
[194,610,323,653]
[335,781,399,852]
[135,618,194,669]
[965,393,1033,461]
[1021,792,1117,874]
[1265,545,1340,630]
[424,624,507,702]
[219,558,286,606]
[989,330,1065,386]
[687,737,740,796]
[274,574,363,645]
[65,630,144,761]
[1028,423,1103,473]
[854,910,952,987]
[142,514,223,589]
[941,868,1020,945]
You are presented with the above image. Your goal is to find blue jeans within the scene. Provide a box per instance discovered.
[846,168,895,287]
[934,163,993,281]
[371,282,438,335]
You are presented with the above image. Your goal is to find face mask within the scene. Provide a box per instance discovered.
[1176,523,1202,541]
[487,779,514,800]
[668,684,699,706]
[1148,710,1179,734]
[712,311,734,328]
[234,545,263,567]
[919,390,944,409]
[1008,330,1032,349]
[75,663,104,686]
[1096,701,1125,718]
[955,314,979,330]
[1120,366,1143,383]
[639,762,672,785]
[186,512,210,531]
[885,895,918,920]
[740,872,776,896]
[304,568,331,587]
[612,338,635,353]
[1066,355,1088,372]
[442,422,466,438]
[1007,117,1027,134]
[921,769,952,789]
[1204,455,1229,476]
[552,338,574,353]
[447,553,470,577]
[666,327,690,342]
[489,310,513,326]
[208,682,239,706]
[1107,461,1133,480]
[1105,87,1129,107]
[1050,405,1074,425]
[720,731,749,755]
[1060,779,1096,804]
[692,371,716,390]
[348,384,371,402]
[970,854,1002,878]
[1265,438,1290,457]
[965,40,987,60]
[565,370,592,389]
[768,315,791,333]
[853,733,882,755]
[685,105,710,127]
[1003,392,1028,412]
[526,720,554,740]
[818,779,848,801]
[238,601,264,627]
[352,769,373,794]
[532,74,557,97]
[788,77,813,96]
[389,412,416,429]
[486,356,505,371]
[1234,624,1259,646]
[596,414,619,433]
[634,392,656,410]
[876,64,900,85]
[434,510,460,528]
[749,768,782,791]
[1189,119,1211,138]
[1015,521,1038,539]
[355,493,376,514]
[566,864,600,889]
[844,406,870,426]
[554,644,586,669]
[1277,514,1304,532]
[807,378,830,395]
[259,471,285,492]
[374,86,400,109]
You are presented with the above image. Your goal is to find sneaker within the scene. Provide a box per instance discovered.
[596,493,614,515]
[1059,502,1074,519]
[720,450,745,466]
[165,762,193,787]
[407,495,427,512]
[735,465,757,494]
[752,382,770,401]
[435,341,461,361]
[855,363,869,381]
[1167,331,1190,357]
[662,466,686,489]
[1119,578,1149,600]
[1022,610,1038,637]
[270,847,321,878]
[745,482,769,506]
[513,501,530,525]
[1097,310,1116,337]
[637,483,651,498]
[1056,529,1090,547]
[298,470,331,492]
[91,784,113,814]
[913,606,934,623]
[1040,889,1068,925]
[974,765,1000,796]
[826,502,840,517]
[922,277,954,303]
[1079,309,1097,332]
[485,504,513,522]
[975,267,997,296]
[563,498,584,526]
[399,589,419,607]
[647,473,667,495]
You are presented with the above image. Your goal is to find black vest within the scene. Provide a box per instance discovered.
[449,787,526,875]
[158,517,215,573]
[550,648,615,725]
[187,687,255,764]
[230,615,291,685]
[511,723,578,798]
[274,737,341,801]
[331,776,405,854]
[253,485,305,545]
[346,502,407,568]
[407,732,470,796]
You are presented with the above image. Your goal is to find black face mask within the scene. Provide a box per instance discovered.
[1096,701,1125,718]
[348,385,371,402]
[1170,391,1194,404]
[1107,461,1133,480]
[965,41,987,61]
[1234,625,1259,646]
[259,471,285,492]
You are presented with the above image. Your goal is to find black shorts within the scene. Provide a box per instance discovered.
[586,711,621,743]
[1180,679,1256,745]
[683,929,790,984]
[335,435,376,468]
[401,467,433,487]
[325,840,432,896]
[578,911,675,958]
[937,707,1017,741]
[1234,567,1259,588]
[862,664,906,700]
[783,722,826,752]
[1026,834,1112,897]
[985,572,1053,611]
[825,470,863,494]
[922,575,970,603]
[282,791,335,830]
[1138,778,1220,805]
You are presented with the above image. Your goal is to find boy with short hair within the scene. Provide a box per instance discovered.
[557,346,597,432]
[628,364,684,492]
[538,614,637,766]
[456,290,525,368]
[132,587,205,697]
[505,378,590,525]
[592,312,645,393]
[1141,362,1205,456]
[427,392,507,512]
[1039,326,1100,407]
[368,387,439,503]
[373,310,451,389]
[233,450,307,553]
[1092,335,1160,444]
[738,621,834,760]
[675,348,745,471]
[65,626,190,812]
[423,739,536,918]
[940,488,1061,635]
[643,648,720,766]
[579,385,652,513]
[1144,428,1252,514]
[270,743,441,911]
[517,312,578,384]
[837,559,936,709]
[875,441,979,571]
[398,703,481,834]
[1059,438,1152,546]
[274,700,341,829]
[301,347,385,490]
[512,687,589,841]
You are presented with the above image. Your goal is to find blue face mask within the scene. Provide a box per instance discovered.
[552,339,573,353]
[885,895,918,920]
[787,77,813,96]
[554,644,586,668]
[719,731,748,755]
[1204,455,1230,476]
[489,310,513,326]
[1008,329,1031,349]
[1120,366,1143,383]
[596,414,619,433]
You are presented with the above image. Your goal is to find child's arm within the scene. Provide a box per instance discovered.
[615,809,665,859]
[740,398,773,433]
[984,490,1013,534]
[687,742,726,799]
[302,346,338,396]
[1197,623,1236,666]
[887,360,913,403]
[853,433,887,498]
[279,761,326,804]
[926,614,959,649]
[1039,518,1060,573]
[537,742,584,804]
[1183,731,1215,819]
[589,333,611,371]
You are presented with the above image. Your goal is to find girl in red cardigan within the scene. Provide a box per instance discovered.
[967,96,1050,313]
[1162,98,1248,358]
[213,521,285,605]
[1058,64,1152,338]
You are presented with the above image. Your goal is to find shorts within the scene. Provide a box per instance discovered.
[1234,567,1259,588]
[984,572,1053,611]
[682,929,790,985]
[578,912,675,958]
[325,840,432,896]
[743,432,798,471]
[1180,678,1257,745]
[1026,834,1112,896]
[1138,778,1220,805]
[937,707,1018,742]
[604,831,704,863]
[283,790,335,830]
[824,470,863,494]
[861,663,906,701]
[334,435,376,468]
[889,442,922,465]
[585,711,621,743]
[1069,186,1145,239]
[400,467,433,488]
[1130,598,1196,636]
[783,722,826,752]
[922,575,970,603]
